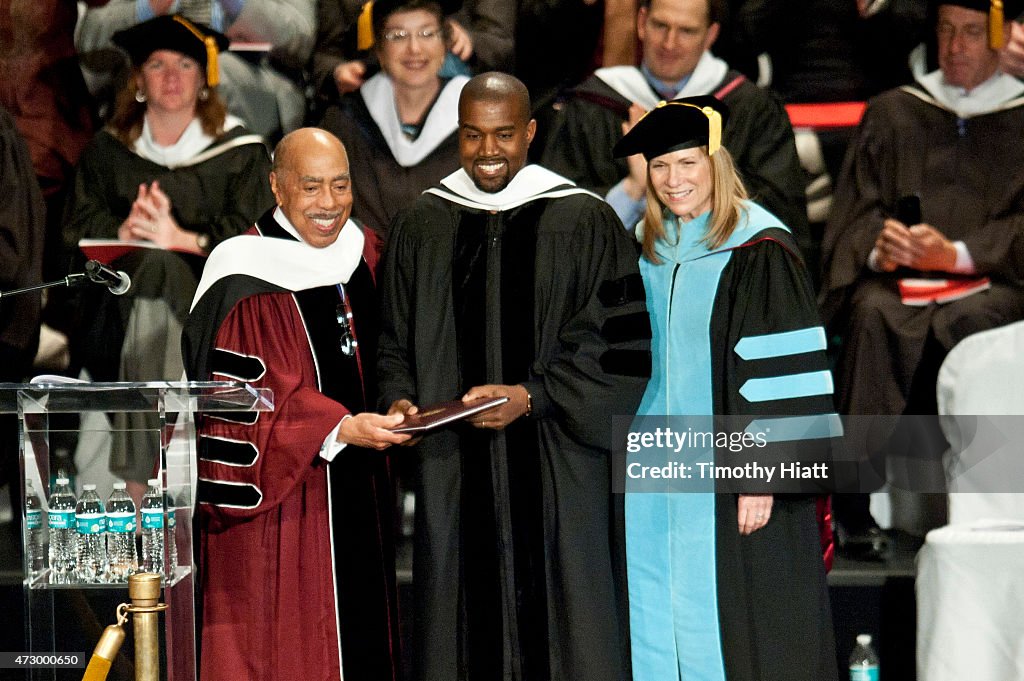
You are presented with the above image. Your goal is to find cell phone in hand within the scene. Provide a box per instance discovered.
[895,195,921,226]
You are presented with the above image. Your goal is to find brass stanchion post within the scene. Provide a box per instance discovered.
[128,573,164,681]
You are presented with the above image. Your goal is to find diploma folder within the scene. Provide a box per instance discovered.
[78,238,198,264]
[898,277,991,306]
[390,396,509,434]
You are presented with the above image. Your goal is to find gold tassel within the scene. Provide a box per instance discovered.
[205,36,219,87]
[171,16,220,87]
[703,106,722,156]
[357,1,375,51]
[991,0,1005,49]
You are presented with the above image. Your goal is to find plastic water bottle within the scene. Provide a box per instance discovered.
[24,479,47,578]
[849,633,880,681]
[164,492,178,581]
[106,482,138,582]
[47,477,77,583]
[140,479,164,576]
[75,484,107,583]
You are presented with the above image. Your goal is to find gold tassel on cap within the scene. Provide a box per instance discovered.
[990,0,1005,49]
[205,36,219,86]
[357,1,375,51]
[703,106,722,156]
[172,15,220,87]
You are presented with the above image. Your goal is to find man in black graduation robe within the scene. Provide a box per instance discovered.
[820,0,1024,540]
[182,129,407,681]
[378,73,651,681]
[540,0,808,253]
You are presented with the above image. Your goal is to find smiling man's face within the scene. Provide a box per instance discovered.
[271,130,353,248]
[458,96,536,193]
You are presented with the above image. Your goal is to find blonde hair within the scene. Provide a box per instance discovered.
[640,145,748,264]
[108,67,228,147]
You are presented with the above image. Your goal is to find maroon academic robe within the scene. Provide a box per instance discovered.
[182,210,398,681]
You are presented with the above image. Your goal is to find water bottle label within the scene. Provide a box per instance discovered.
[26,509,42,529]
[167,509,176,528]
[76,513,107,534]
[142,509,164,530]
[850,666,880,681]
[107,511,137,533]
[48,510,74,529]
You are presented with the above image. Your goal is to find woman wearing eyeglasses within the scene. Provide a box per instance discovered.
[319,0,468,242]
[616,96,838,681]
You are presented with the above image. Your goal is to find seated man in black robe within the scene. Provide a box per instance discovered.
[820,0,1024,554]
[540,0,808,254]
[378,72,651,681]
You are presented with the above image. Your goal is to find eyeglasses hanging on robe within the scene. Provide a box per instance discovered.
[335,284,358,357]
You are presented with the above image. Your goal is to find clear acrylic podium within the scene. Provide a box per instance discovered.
[0,380,273,681]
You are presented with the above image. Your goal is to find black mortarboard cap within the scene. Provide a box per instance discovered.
[933,0,1024,47]
[357,0,463,50]
[613,95,730,161]
[112,15,230,87]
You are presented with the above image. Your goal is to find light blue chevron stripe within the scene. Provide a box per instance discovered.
[739,370,834,403]
[745,414,844,442]
[734,326,827,360]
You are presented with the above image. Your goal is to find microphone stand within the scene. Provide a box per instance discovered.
[0,273,89,299]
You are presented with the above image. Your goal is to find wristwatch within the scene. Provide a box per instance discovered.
[196,233,210,251]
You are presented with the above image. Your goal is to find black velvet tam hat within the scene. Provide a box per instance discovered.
[357,0,463,50]
[112,15,230,87]
[613,95,730,161]
[933,0,1024,47]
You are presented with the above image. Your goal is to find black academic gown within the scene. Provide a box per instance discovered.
[62,125,273,383]
[0,107,44,494]
[378,167,651,681]
[540,68,809,252]
[820,81,1024,415]
[0,107,43,375]
[61,123,273,481]
[319,85,461,240]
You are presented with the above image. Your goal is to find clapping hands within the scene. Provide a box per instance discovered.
[117,181,202,253]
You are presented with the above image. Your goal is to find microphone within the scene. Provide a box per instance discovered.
[84,260,131,295]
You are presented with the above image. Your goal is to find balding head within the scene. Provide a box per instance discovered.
[459,72,532,126]
[270,128,353,248]
[273,127,348,176]
[457,73,536,193]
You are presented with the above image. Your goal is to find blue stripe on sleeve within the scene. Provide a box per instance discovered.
[739,370,834,403]
[733,326,827,360]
